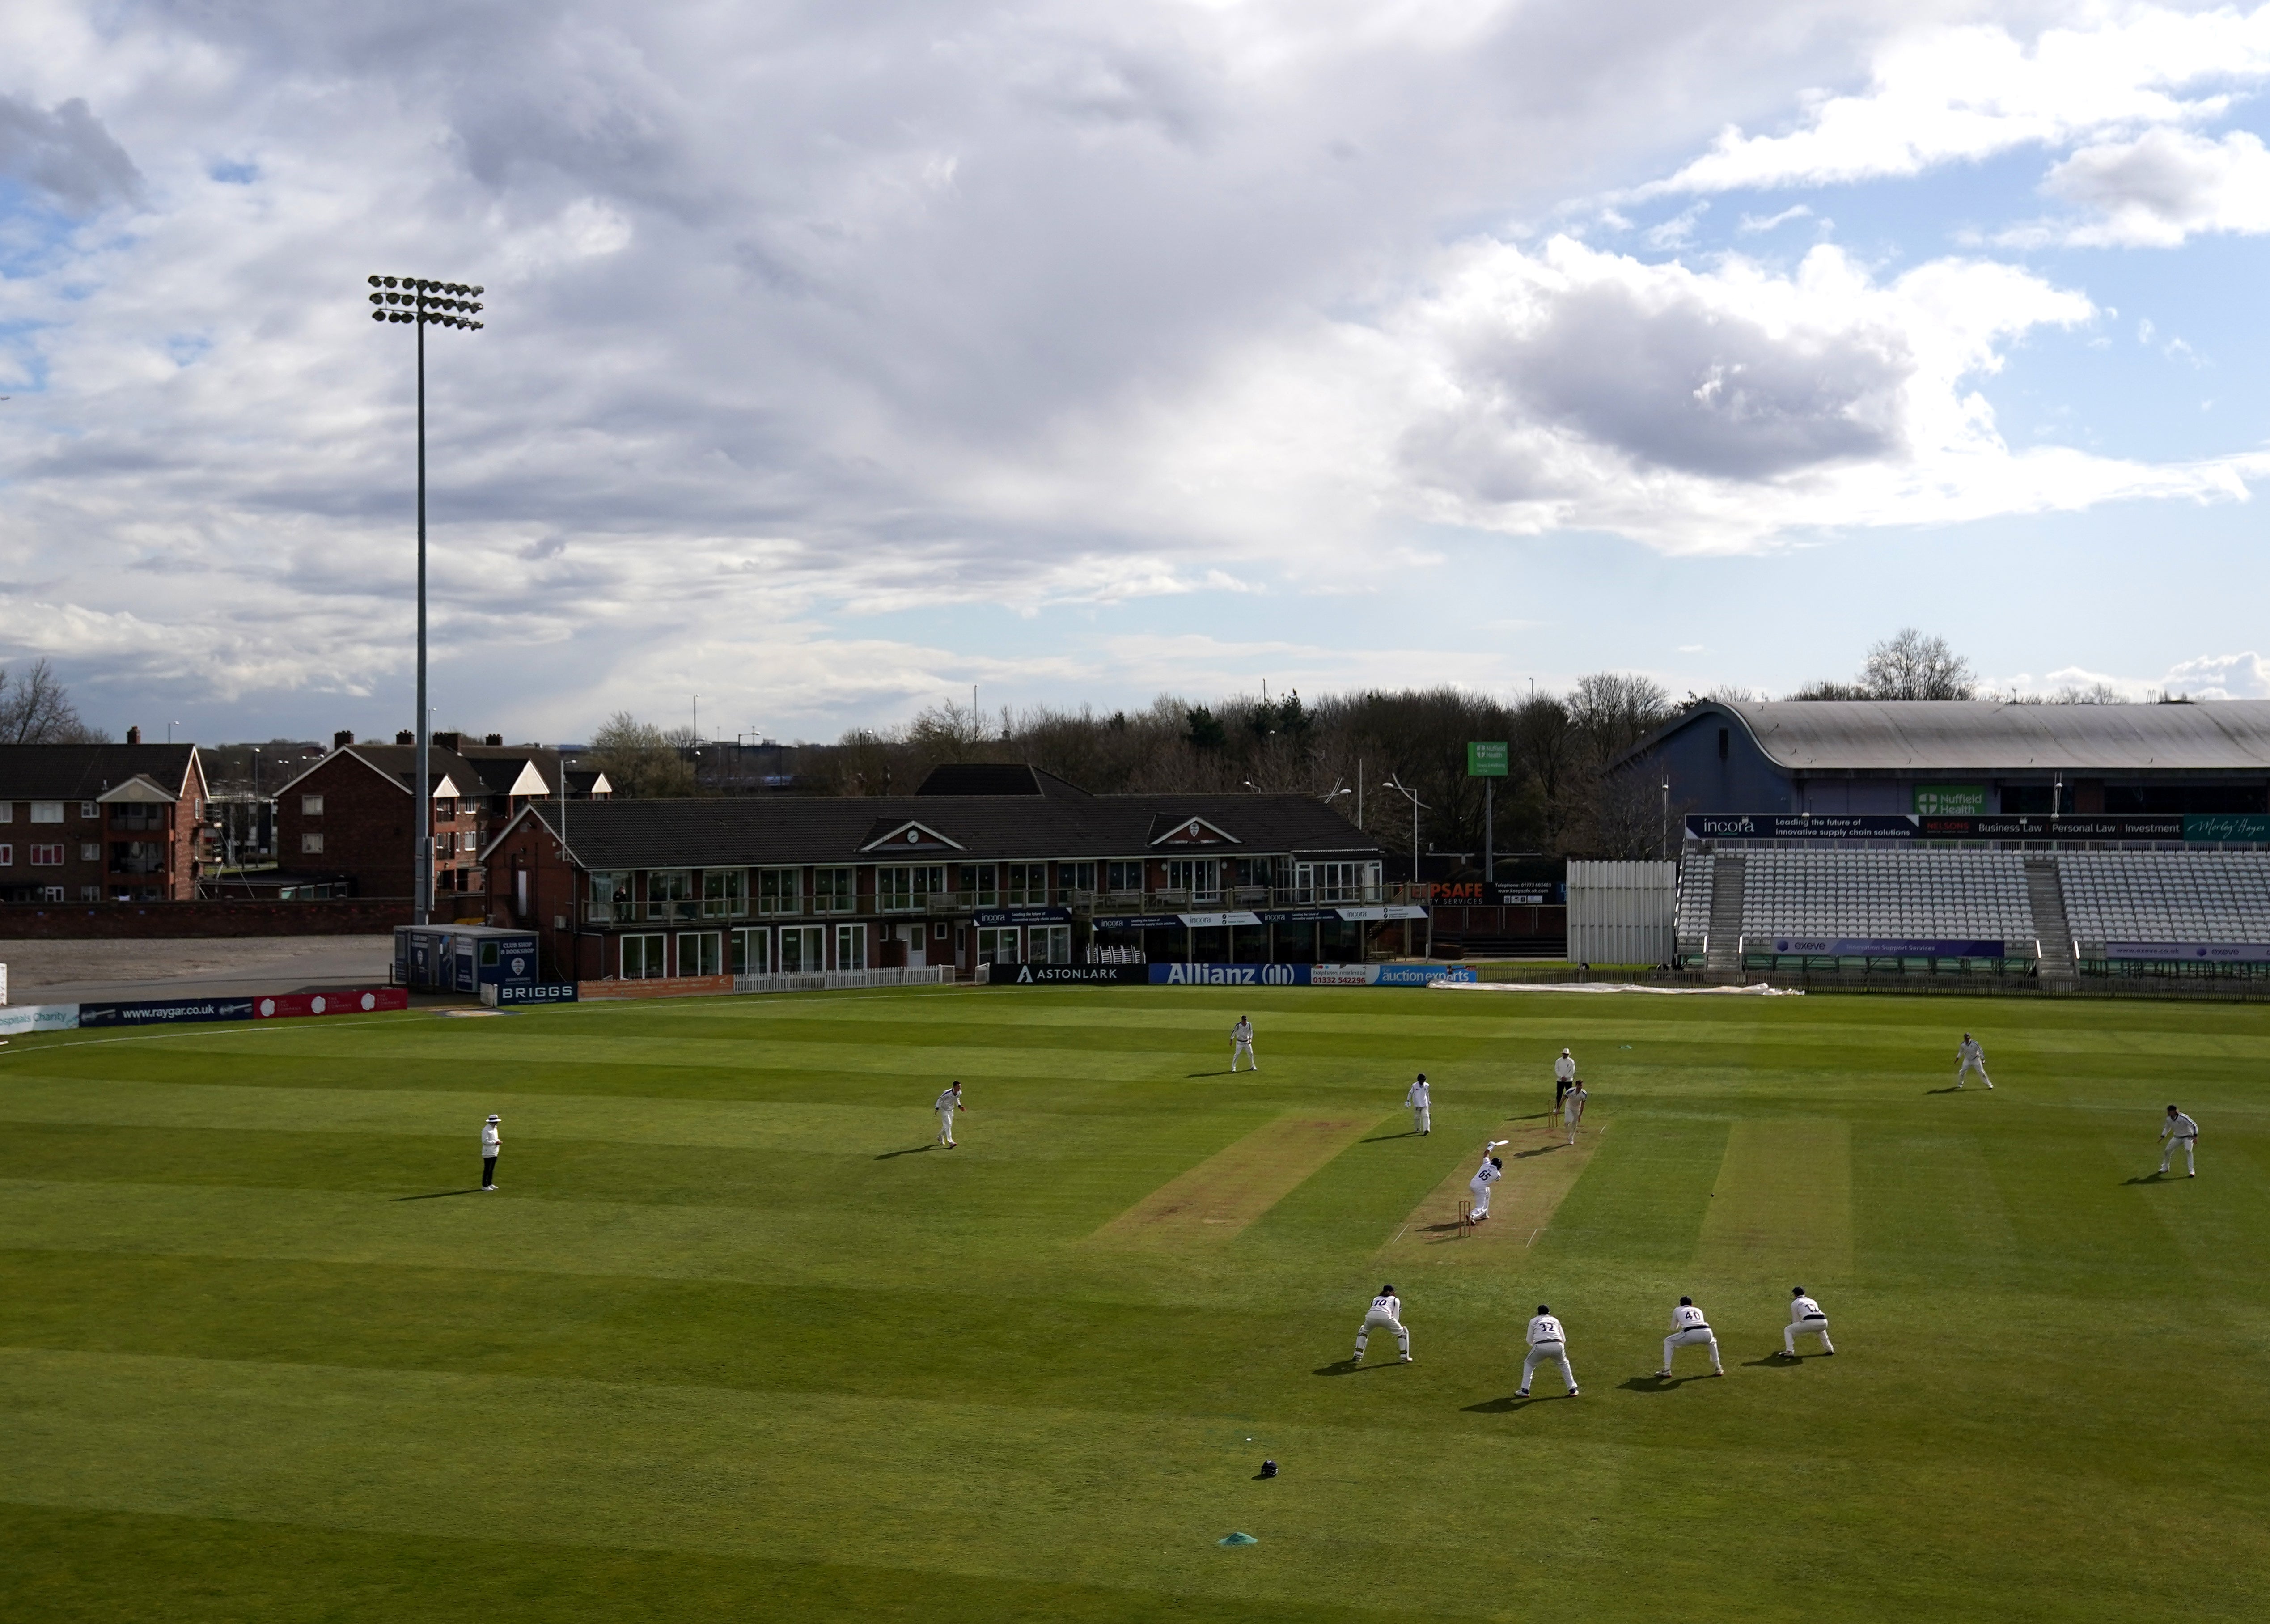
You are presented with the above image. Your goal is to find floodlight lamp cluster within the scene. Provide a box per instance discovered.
[366,274,487,329]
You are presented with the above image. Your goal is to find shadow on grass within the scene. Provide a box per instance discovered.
[1619,1372,1719,1391]
[1311,1359,1378,1377]
[1506,1111,1554,1122]
[1464,1391,1574,1412]
[874,1145,936,1160]
[1514,1142,1567,1160]
[1362,1130,1422,1143]
[1743,1355,1800,1369]
[392,1189,484,1202]
[2122,1172,2173,1185]
[1923,1086,1969,1095]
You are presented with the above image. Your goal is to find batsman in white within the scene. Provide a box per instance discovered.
[1405,1073,1431,1136]
[1779,1286,1835,1357]
[2159,1104,2200,1176]
[1353,1283,1412,1364]
[1554,1047,1576,1111]
[1230,1015,1258,1073]
[1561,1080,1588,1145]
[1955,1033,1993,1090]
[1516,1303,1578,1397]
[1468,1141,1508,1221]
[934,1080,964,1148]
[1659,1296,1723,1377]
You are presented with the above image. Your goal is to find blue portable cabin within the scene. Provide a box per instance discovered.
[394,924,541,994]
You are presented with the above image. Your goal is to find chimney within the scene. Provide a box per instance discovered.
[433,731,462,752]
[396,729,414,746]
[334,730,355,749]
[127,725,142,745]
[484,733,504,747]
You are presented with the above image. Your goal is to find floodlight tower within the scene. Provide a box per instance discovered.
[366,273,486,924]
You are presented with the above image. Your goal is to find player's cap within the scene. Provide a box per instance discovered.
[1678,1296,1693,1306]
[1416,1072,1426,1081]
[486,1114,500,1122]
[2167,1103,2179,1111]
[1791,1285,1805,1296]
[1380,1283,1395,1295]
[1536,1304,1550,1314]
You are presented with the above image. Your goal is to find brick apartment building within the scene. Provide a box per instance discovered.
[480,761,1403,981]
[0,735,211,903]
[275,731,610,909]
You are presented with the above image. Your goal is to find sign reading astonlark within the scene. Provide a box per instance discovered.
[1467,741,1508,777]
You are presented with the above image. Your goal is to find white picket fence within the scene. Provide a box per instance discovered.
[731,967,953,996]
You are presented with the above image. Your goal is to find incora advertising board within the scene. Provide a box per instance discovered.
[991,963,1478,987]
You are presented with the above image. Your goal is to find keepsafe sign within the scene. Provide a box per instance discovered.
[1467,741,1509,777]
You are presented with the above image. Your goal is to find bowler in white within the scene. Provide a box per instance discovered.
[935,1081,963,1148]
[1231,1016,1258,1073]
[1659,1296,1723,1377]
[1780,1287,1834,1357]
[1955,1033,1993,1090]
[480,1114,501,1191]
[1562,1081,1588,1145]
[1405,1073,1431,1136]
[1353,1284,1411,1363]
[1517,1304,1578,1397]
[2159,1105,2200,1176]
[1468,1143,1507,1221]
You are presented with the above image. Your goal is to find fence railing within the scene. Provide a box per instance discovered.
[581,882,1420,924]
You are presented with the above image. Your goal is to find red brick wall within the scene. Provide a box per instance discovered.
[0,778,203,903]
[275,753,484,908]
[0,899,411,937]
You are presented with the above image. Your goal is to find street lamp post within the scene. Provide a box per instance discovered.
[367,273,485,925]
[1384,774,1427,958]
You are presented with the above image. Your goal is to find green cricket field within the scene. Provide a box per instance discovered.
[0,984,2263,1622]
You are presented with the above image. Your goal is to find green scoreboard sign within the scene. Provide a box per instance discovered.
[1914,784,1988,815]
[1467,741,1509,777]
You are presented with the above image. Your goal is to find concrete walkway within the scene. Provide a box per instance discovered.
[0,937,397,1005]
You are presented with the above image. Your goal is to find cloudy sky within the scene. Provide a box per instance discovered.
[4,0,2270,744]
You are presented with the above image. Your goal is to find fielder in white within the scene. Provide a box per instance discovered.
[1353,1284,1412,1363]
[1554,1047,1576,1111]
[1517,1304,1578,1397]
[1230,1016,1258,1073]
[1468,1142,1508,1221]
[2159,1105,2200,1176]
[934,1081,964,1147]
[1955,1033,1993,1090]
[1779,1286,1835,1357]
[1561,1081,1588,1145]
[1405,1073,1431,1136]
[1659,1296,1723,1377]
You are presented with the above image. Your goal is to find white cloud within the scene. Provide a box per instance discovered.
[2,0,2266,736]
[1737,204,1813,233]
[1652,6,2270,195]
[2038,127,2270,246]
[2162,650,2270,699]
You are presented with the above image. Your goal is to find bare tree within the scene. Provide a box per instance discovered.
[0,659,106,744]
[588,712,699,797]
[1860,628,1976,700]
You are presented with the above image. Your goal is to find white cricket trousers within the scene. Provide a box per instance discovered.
[1784,1316,1834,1355]
[935,1109,956,1145]
[1468,1179,1493,1219]
[1957,1060,1992,1089]
[1521,1340,1575,1393]
[1355,1308,1409,1359]
[1563,1107,1583,1143]
[2161,1135,2196,1174]
[1663,1327,1720,1372]
[1232,1041,1257,1072]
[1411,1105,1430,1134]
